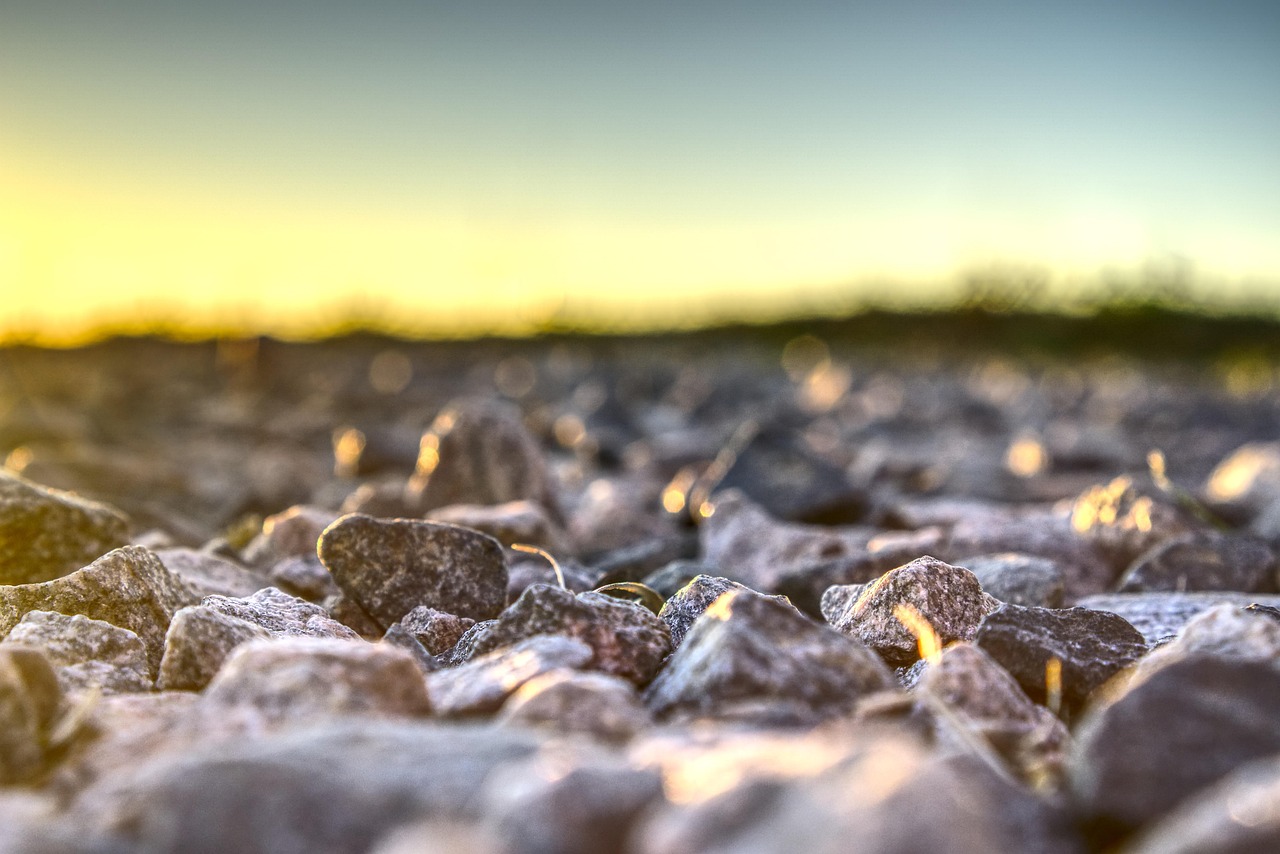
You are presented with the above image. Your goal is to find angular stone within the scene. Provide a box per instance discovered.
[243,505,341,566]
[0,470,130,586]
[396,606,474,656]
[427,635,592,717]
[0,646,60,785]
[2,610,151,694]
[202,637,432,721]
[642,560,715,599]
[828,556,999,667]
[324,591,384,639]
[268,554,339,602]
[379,625,438,674]
[975,604,1146,714]
[774,545,932,618]
[1075,592,1280,643]
[406,399,558,515]
[1125,754,1280,854]
[820,582,867,625]
[427,499,570,555]
[202,587,359,640]
[645,589,896,724]
[658,575,794,649]
[497,669,652,741]
[1117,532,1277,594]
[0,546,196,671]
[1134,602,1280,681]
[155,547,268,599]
[962,553,1065,607]
[915,643,1070,786]
[318,514,508,628]
[157,606,272,691]
[451,584,671,686]
[1070,656,1280,838]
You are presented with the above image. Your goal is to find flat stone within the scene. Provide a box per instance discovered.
[395,606,475,656]
[828,556,1000,667]
[157,606,272,691]
[426,635,592,717]
[1134,602,1280,682]
[0,470,130,586]
[318,514,508,628]
[645,588,896,724]
[961,552,1065,607]
[974,604,1146,715]
[2,610,151,694]
[1070,655,1280,838]
[658,575,794,649]
[1117,532,1277,593]
[1075,592,1280,643]
[0,546,197,672]
[497,669,652,741]
[201,637,432,722]
[450,584,670,686]
[202,587,360,640]
[155,547,268,599]
[0,646,60,785]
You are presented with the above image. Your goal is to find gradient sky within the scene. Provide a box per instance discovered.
[2,1,1279,340]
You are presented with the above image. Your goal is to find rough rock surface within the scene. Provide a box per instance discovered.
[157,606,272,691]
[1136,602,1280,679]
[974,604,1146,714]
[450,584,671,685]
[267,554,339,602]
[658,575,792,649]
[155,547,268,599]
[645,588,896,724]
[318,514,508,627]
[828,556,1000,666]
[1116,531,1277,593]
[0,470,130,586]
[427,499,570,555]
[2,610,151,694]
[1070,655,1280,838]
[497,669,652,741]
[243,505,341,566]
[426,634,592,717]
[962,552,1065,607]
[202,587,359,640]
[0,546,196,671]
[395,606,475,656]
[1075,591,1280,643]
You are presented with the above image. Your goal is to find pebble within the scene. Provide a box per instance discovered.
[157,605,272,691]
[394,605,475,656]
[1116,531,1277,593]
[318,514,508,627]
[1074,591,1280,643]
[155,547,268,599]
[658,574,794,649]
[962,552,1065,607]
[427,499,570,556]
[497,669,652,741]
[426,635,592,717]
[2,610,151,694]
[267,553,339,602]
[0,470,130,586]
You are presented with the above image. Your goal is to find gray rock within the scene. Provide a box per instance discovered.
[157,607,272,691]
[323,591,384,639]
[395,606,474,656]
[641,561,716,599]
[318,514,508,627]
[0,646,60,785]
[1125,754,1280,854]
[450,584,670,686]
[974,604,1146,715]
[243,505,341,566]
[202,637,432,722]
[379,624,438,674]
[645,588,896,724]
[202,587,360,640]
[155,547,268,599]
[1070,655,1280,838]
[506,557,597,600]
[2,611,151,694]
[0,470,130,586]
[1136,603,1280,680]
[659,575,793,649]
[0,546,197,671]
[406,399,558,515]
[267,554,339,602]
[776,547,923,618]
[1117,532,1277,593]
[497,669,651,741]
[962,552,1065,607]
[828,556,1000,667]
[820,582,867,624]
[427,499,570,555]
[426,635,592,717]
[1069,476,1192,571]
[1075,592,1280,643]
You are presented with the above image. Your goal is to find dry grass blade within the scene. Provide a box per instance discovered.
[592,582,666,614]
[511,543,565,589]
[893,603,942,663]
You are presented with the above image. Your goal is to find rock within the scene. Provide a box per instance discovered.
[774,542,938,619]
[406,399,557,515]
[201,637,432,722]
[974,604,1146,715]
[324,591,384,638]
[0,646,61,785]
[379,625,438,675]
[1125,754,1280,854]
[827,556,999,667]
[698,490,875,592]
[242,505,341,566]
[426,635,592,717]
[1204,441,1280,513]
[70,721,543,854]
[450,584,671,686]
[202,587,359,640]
[644,588,896,724]
[0,546,196,671]
[962,553,1065,607]
[318,514,508,628]
[2,611,151,694]
[155,547,267,599]
[395,606,475,656]
[1134,602,1280,681]
[157,606,272,691]
[658,575,793,649]
[507,557,597,600]
[268,554,339,602]
[642,561,715,599]
[1070,476,1192,570]
[497,669,651,741]
[819,582,867,624]
[0,470,130,586]
[915,643,1070,786]
[1075,592,1280,643]
[1070,655,1280,838]
[427,499,570,555]
[483,751,665,854]
[1117,532,1277,593]
[586,533,697,587]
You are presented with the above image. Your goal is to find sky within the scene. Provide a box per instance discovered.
[1,1,1279,341]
